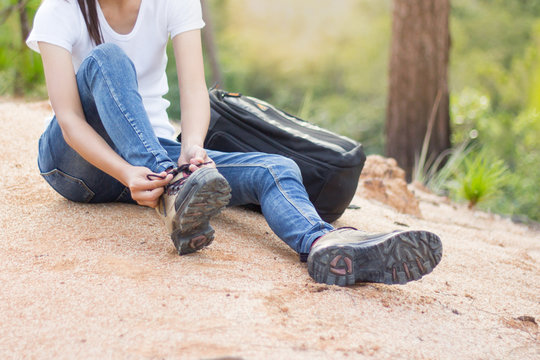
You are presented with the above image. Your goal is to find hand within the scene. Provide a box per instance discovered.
[123,166,173,208]
[178,144,216,172]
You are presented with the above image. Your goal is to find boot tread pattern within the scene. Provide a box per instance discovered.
[308,230,443,286]
[171,170,231,255]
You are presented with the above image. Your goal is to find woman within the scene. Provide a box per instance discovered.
[27,0,442,286]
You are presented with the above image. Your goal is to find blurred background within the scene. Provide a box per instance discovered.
[1,0,539,223]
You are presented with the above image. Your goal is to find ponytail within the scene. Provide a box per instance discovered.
[77,0,103,45]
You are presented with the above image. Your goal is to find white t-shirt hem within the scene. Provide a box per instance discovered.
[27,35,73,54]
[170,21,205,39]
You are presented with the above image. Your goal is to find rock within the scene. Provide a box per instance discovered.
[357,155,422,217]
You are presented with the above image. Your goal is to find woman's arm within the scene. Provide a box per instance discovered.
[172,29,214,172]
[39,42,171,207]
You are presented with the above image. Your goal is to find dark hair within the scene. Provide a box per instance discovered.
[77,0,103,45]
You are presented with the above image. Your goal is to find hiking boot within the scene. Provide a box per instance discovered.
[153,164,231,255]
[307,228,443,286]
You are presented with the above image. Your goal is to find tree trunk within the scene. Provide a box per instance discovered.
[18,0,29,41]
[386,0,451,181]
[201,0,223,86]
[14,0,30,96]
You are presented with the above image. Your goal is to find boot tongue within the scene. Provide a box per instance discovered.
[165,165,192,195]
[164,161,214,195]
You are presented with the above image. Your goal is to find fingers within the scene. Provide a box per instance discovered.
[129,168,173,208]
[187,163,199,173]
[134,172,171,191]
[191,145,208,159]
[145,172,173,189]
[187,159,215,172]
[189,157,215,166]
[188,148,215,170]
[132,186,164,208]
[179,145,216,171]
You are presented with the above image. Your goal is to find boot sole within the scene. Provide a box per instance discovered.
[171,168,231,255]
[308,231,443,286]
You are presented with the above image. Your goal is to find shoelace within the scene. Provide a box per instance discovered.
[147,161,213,195]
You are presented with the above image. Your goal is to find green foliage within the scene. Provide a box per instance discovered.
[454,151,508,209]
[0,0,45,97]
[450,88,489,144]
[435,88,540,221]
[417,141,472,196]
[451,1,540,113]
[444,1,540,221]
[500,109,540,221]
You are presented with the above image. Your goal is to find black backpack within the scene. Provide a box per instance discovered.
[180,89,366,222]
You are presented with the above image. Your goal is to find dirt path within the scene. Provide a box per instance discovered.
[0,100,538,359]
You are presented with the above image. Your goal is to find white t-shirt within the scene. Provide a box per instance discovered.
[26,0,205,139]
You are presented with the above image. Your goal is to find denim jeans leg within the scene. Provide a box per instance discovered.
[215,152,334,255]
[76,43,176,173]
[38,43,177,203]
[161,139,335,256]
[38,116,134,203]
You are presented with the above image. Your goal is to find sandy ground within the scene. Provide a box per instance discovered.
[0,100,539,360]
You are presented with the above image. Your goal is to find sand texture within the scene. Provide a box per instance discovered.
[0,100,539,359]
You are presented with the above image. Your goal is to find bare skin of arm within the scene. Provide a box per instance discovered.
[172,29,215,173]
[38,42,172,208]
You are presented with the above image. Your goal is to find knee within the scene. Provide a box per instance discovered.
[87,43,136,74]
[265,154,303,182]
[91,43,126,61]
[77,43,137,89]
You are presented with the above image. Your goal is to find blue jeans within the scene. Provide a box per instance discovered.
[37,43,334,257]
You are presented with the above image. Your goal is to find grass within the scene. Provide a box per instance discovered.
[414,140,510,210]
[455,150,508,209]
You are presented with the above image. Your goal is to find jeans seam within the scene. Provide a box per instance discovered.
[40,168,95,203]
[114,186,131,202]
[87,54,169,170]
[217,163,317,226]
